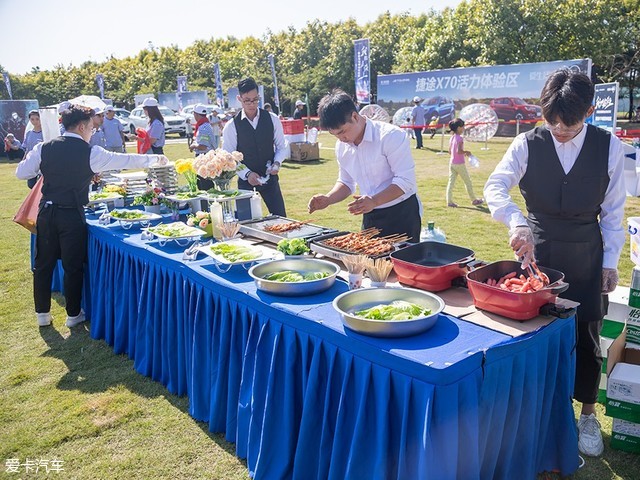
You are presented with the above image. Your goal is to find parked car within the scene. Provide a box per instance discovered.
[111,108,131,131]
[181,104,224,127]
[489,97,542,121]
[128,106,188,136]
[420,96,455,124]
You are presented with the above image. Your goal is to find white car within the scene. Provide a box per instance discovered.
[128,106,188,136]
[181,104,224,127]
[112,108,131,132]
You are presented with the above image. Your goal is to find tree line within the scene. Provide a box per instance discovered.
[1,0,638,117]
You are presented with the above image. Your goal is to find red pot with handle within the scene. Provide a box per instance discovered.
[390,241,475,292]
[466,260,570,320]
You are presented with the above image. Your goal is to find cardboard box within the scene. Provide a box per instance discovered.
[606,328,640,422]
[289,142,320,162]
[599,286,631,402]
[611,418,640,453]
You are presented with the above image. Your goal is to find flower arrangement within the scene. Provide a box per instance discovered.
[193,149,245,184]
[132,183,171,207]
[187,210,213,237]
[174,158,198,192]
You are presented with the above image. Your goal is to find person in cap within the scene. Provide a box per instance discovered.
[16,104,169,329]
[209,108,221,149]
[102,105,126,152]
[222,77,287,216]
[293,99,305,120]
[140,97,165,154]
[189,104,217,189]
[58,102,71,135]
[23,110,44,188]
[484,68,626,458]
[4,133,24,160]
[89,107,106,148]
[263,103,272,114]
[308,89,421,242]
[410,96,426,149]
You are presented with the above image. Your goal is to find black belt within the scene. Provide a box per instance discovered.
[44,201,77,209]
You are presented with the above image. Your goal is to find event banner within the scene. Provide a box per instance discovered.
[0,100,39,141]
[354,39,370,105]
[159,91,208,112]
[96,74,105,99]
[214,63,224,108]
[377,59,592,124]
[3,73,13,100]
[177,75,188,109]
[592,82,618,133]
[268,54,280,111]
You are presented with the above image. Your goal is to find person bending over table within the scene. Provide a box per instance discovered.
[308,89,421,242]
[16,104,168,329]
[484,68,626,458]
[222,77,287,217]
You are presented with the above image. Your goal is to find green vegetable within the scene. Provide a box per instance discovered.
[89,192,120,200]
[174,191,203,199]
[354,301,431,321]
[263,270,329,282]
[276,238,310,256]
[206,188,240,198]
[210,243,261,262]
[148,222,201,238]
[110,210,147,220]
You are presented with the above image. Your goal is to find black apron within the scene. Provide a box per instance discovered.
[519,126,610,323]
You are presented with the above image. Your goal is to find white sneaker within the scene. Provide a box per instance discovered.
[577,413,604,457]
[37,312,52,327]
[65,310,86,327]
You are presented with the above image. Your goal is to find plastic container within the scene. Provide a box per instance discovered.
[282,119,304,135]
[250,189,263,219]
[307,127,318,143]
[468,154,480,168]
[209,201,223,240]
[420,221,446,243]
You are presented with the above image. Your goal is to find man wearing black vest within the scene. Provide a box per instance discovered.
[485,69,626,458]
[16,104,168,329]
[222,77,287,216]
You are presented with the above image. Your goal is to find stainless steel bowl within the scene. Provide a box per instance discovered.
[333,287,444,337]
[249,258,340,296]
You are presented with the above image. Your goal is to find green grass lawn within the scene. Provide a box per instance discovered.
[1,132,639,479]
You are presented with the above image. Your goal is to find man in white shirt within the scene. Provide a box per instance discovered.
[484,69,626,458]
[222,77,288,216]
[308,89,421,241]
[102,105,126,152]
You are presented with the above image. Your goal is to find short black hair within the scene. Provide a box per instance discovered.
[448,118,465,132]
[61,104,94,130]
[540,68,594,126]
[238,77,258,95]
[318,89,357,130]
[28,110,39,118]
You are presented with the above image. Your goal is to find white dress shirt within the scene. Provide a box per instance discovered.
[16,132,163,180]
[335,118,418,209]
[484,125,626,269]
[221,109,288,180]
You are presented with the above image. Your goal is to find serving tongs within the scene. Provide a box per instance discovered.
[182,240,212,261]
[525,262,550,288]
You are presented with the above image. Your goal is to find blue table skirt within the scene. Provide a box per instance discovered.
[86,221,579,480]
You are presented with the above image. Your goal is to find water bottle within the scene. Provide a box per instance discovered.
[209,201,223,240]
[420,221,447,243]
[468,154,480,168]
[307,127,318,143]
[250,189,263,219]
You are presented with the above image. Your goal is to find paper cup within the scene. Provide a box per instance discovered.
[348,273,363,290]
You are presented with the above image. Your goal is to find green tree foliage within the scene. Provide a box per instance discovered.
[1,1,637,114]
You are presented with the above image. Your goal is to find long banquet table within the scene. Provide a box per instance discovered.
[85,217,580,480]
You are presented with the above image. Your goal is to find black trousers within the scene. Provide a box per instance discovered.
[574,318,603,404]
[362,194,421,242]
[238,175,286,217]
[151,146,164,154]
[34,204,86,316]
[7,148,25,160]
[414,128,423,148]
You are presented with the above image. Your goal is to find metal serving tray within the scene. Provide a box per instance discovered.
[309,231,398,261]
[239,215,337,244]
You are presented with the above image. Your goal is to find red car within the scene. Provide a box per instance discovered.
[489,97,542,121]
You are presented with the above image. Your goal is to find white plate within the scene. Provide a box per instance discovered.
[86,193,123,206]
[145,222,206,240]
[112,171,149,181]
[165,193,206,203]
[198,238,277,265]
[108,210,162,222]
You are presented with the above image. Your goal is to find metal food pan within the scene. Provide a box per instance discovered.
[309,231,396,260]
[239,215,337,244]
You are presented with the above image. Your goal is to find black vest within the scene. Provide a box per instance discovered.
[520,125,611,322]
[40,136,94,209]
[233,110,275,176]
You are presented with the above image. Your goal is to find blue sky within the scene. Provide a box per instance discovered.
[1,0,461,74]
